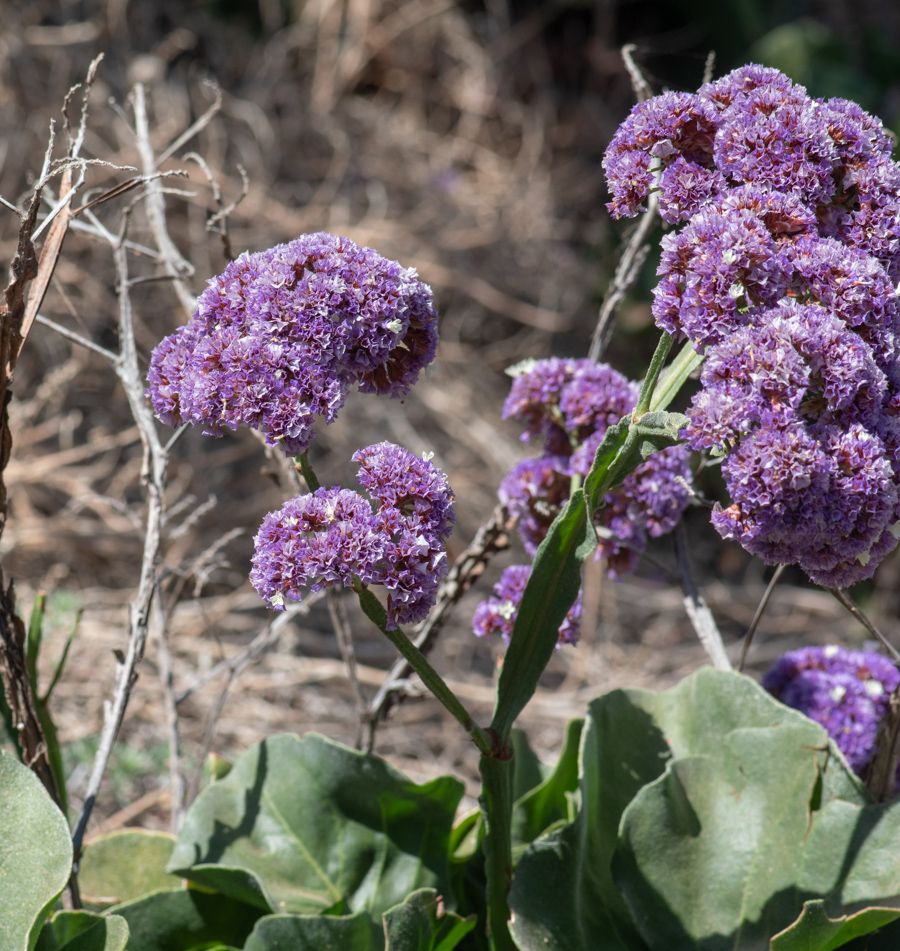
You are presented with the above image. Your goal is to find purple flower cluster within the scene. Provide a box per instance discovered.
[605,66,900,586]
[497,358,692,574]
[473,565,583,647]
[763,645,899,776]
[147,233,438,456]
[251,442,454,628]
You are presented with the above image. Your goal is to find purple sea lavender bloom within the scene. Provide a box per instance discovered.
[250,487,385,608]
[762,645,899,776]
[503,358,637,452]
[251,442,454,628]
[713,90,837,203]
[147,233,439,455]
[699,64,804,113]
[499,456,571,556]
[473,564,582,647]
[603,92,720,220]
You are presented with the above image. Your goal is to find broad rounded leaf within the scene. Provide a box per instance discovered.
[510,669,875,951]
[111,887,262,951]
[78,831,178,908]
[771,900,900,951]
[36,912,128,951]
[383,888,476,951]
[243,911,381,951]
[168,733,463,917]
[0,751,72,951]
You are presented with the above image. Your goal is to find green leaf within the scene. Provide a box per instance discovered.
[111,888,263,951]
[243,910,381,950]
[771,900,900,951]
[36,912,128,951]
[509,669,873,951]
[383,888,476,950]
[78,831,179,909]
[491,490,593,738]
[512,717,583,852]
[168,733,464,917]
[0,750,72,951]
[510,729,547,802]
[174,866,276,913]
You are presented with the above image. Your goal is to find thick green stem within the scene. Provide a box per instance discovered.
[294,451,321,492]
[479,751,516,951]
[633,331,673,419]
[352,580,493,755]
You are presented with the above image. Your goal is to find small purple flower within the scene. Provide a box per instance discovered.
[251,443,454,628]
[147,233,439,455]
[499,456,571,556]
[763,645,899,776]
[473,564,582,647]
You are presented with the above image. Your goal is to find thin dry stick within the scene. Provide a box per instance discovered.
[702,50,716,86]
[674,521,731,669]
[621,43,652,103]
[184,152,249,263]
[132,84,196,318]
[152,588,186,832]
[71,234,170,863]
[365,503,514,751]
[829,588,900,663]
[174,595,323,706]
[328,589,366,748]
[866,682,900,802]
[737,564,785,672]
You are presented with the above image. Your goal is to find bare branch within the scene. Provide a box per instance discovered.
[621,44,652,104]
[830,588,900,663]
[155,83,223,167]
[674,522,731,669]
[737,564,785,672]
[34,313,118,362]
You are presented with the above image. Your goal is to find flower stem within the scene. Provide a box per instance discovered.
[479,751,517,951]
[351,580,494,755]
[633,331,673,420]
[294,451,320,492]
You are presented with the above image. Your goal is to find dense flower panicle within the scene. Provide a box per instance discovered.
[763,646,899,776]
[499,358,693,576]
[503,358,638,450]
[499,456,571,556]
[602,92,720,220]
[147,233,439,455]
[251,443,454,628]
[686,302,900,586]
[473,565,582,647]
[606,64,900,585]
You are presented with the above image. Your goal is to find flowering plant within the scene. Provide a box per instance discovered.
[6,57,900,951]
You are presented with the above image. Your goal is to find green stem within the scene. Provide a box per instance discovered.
[479,752,516,951]
[351,580,493,755]
[633,331,673,419]
[649,340,706,413]
[294,451,321,492]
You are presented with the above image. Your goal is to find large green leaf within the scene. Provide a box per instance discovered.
[168,734,464,917]
[243,890,474,951]
[382,888,476,950]
[0,750,73,951]
[509,669,877,951]
[771,900,900,951]
[78,831,179,909]
[511,718,583,853]
[111,887,262,951]
[35,912,128,951]
[243,910,381,951]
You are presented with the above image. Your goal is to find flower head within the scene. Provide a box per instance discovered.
[147,234,438,455]
[763,645,899,776]
[251,442,454,628]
